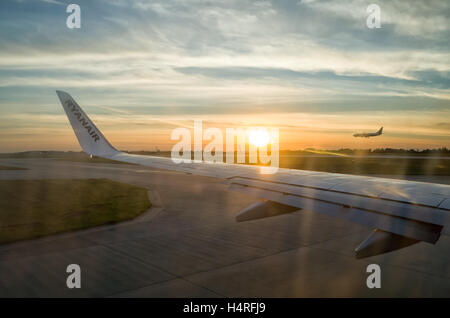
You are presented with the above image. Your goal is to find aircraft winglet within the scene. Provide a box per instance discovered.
[56,91,119,157]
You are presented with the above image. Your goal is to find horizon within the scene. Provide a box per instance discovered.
[3,147,450,155]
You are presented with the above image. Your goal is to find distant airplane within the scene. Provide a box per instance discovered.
[353,127,383,138]
[56,91,450,259]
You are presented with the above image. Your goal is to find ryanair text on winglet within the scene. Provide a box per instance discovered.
[64,99,100,142]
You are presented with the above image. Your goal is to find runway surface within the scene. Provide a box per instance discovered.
[0,158,449,297]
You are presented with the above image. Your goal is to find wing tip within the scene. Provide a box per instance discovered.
[56,90,69,99]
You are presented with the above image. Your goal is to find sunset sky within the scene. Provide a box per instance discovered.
[0,0,449,152]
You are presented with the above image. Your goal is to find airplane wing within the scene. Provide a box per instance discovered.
[56,91,450,258]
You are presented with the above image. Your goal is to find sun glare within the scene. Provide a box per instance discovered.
[248,128,270,148]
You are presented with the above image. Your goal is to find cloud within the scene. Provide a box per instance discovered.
[436,122,450,130]
[41,0,65,5]
[298,0,316,4]
[0,0,449,150]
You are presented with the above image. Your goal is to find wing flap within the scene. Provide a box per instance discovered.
[226,177,450,226]
[228,183,442,243]
[355,229,419,259]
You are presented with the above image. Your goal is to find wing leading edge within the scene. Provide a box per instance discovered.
[56,91,450,258]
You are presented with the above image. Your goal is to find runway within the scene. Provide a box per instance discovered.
[0,158,449,297]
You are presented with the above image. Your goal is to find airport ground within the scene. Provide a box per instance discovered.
[0,179,150,244]
[0,158,449,297]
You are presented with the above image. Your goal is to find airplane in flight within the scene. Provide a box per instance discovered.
[353,127,383,138]
[56,91,450,259]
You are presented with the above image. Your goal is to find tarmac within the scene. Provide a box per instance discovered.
[0,158,449,297]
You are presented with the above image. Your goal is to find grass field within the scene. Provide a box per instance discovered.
[131,151,450,175]
[0,165,27,170]
[278,156,450,175]
[0,179,150,244]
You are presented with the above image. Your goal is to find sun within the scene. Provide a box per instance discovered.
[248,128,270,148]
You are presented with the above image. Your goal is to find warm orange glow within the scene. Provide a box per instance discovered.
[248,128,270,148]
[0,111,448,152]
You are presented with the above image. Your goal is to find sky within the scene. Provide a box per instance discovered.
[0,0,449,152]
